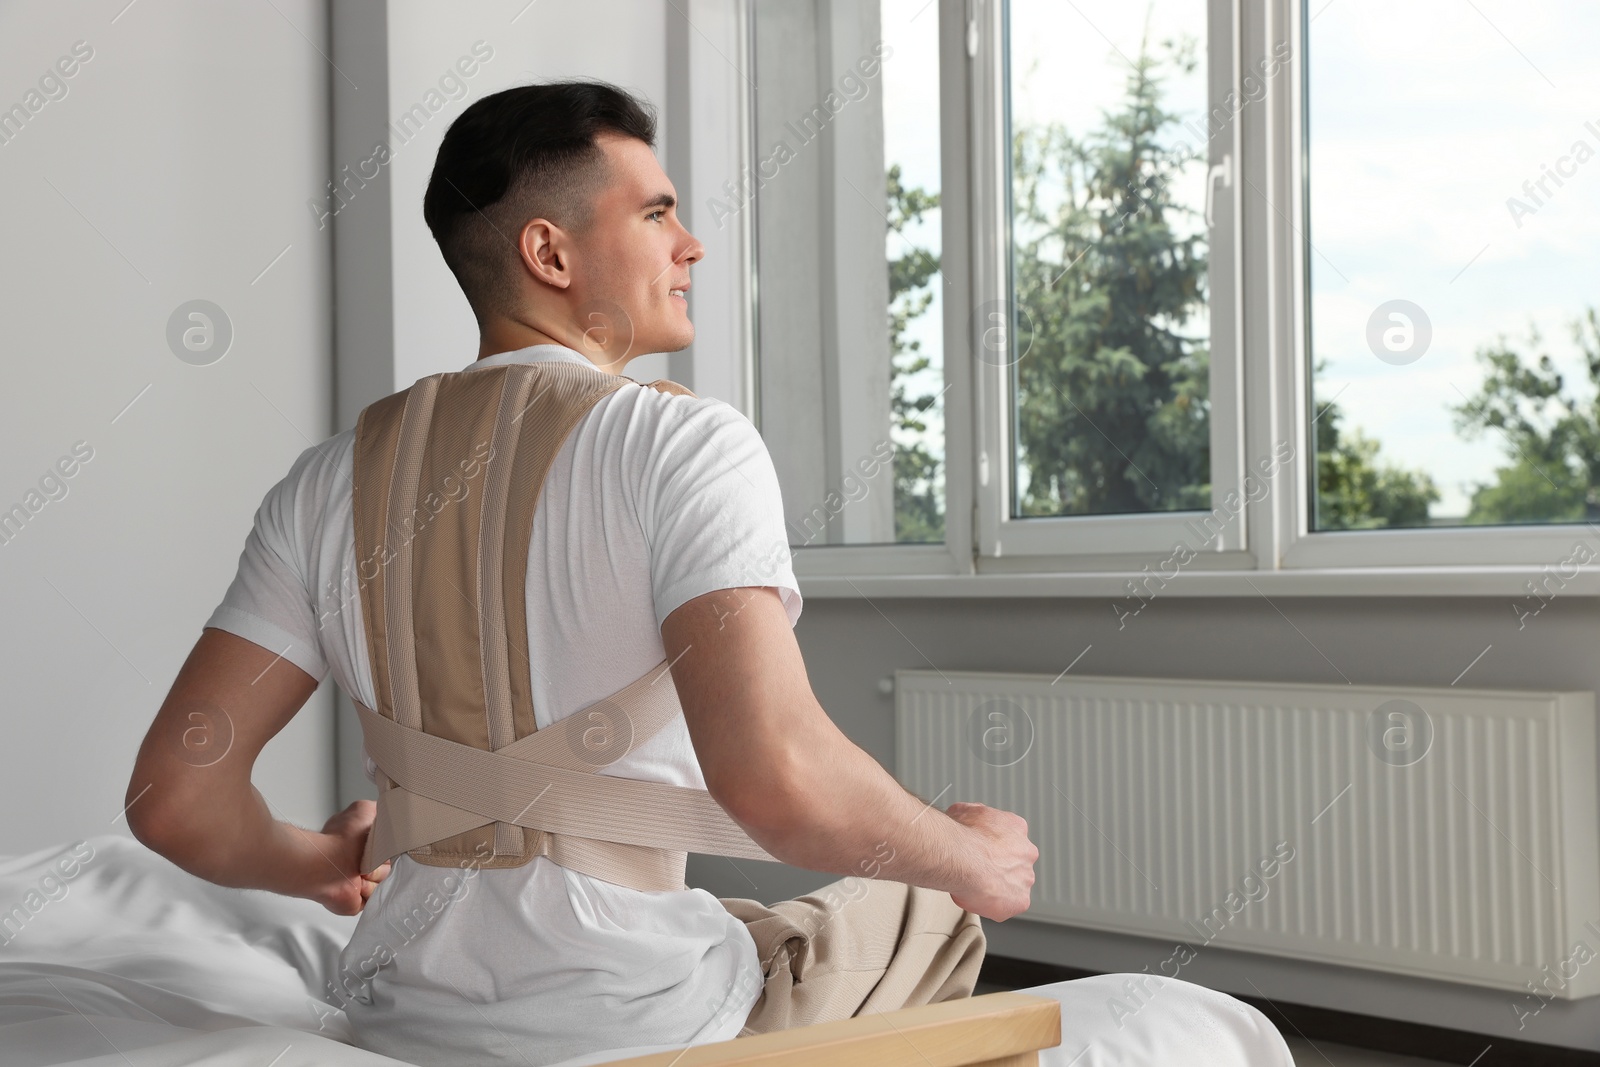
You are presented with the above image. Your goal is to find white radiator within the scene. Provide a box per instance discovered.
[894,669,1600,996]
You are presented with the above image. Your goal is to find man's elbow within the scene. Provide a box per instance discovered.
[713,745,809,844]
[122,770,188,856]
[123,796,168,854]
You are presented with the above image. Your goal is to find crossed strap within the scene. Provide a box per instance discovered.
[357,655,779,891]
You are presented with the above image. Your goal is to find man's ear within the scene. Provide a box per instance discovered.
[518,218,571,291]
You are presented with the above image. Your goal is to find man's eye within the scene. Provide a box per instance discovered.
[647,210,665,222]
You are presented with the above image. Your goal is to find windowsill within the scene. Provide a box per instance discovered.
[794,565,1600,599]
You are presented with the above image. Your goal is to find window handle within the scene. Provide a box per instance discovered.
[1205,153,1232,229]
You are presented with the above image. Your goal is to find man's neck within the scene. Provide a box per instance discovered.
[476,318,629,376]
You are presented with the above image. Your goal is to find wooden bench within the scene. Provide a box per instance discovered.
[591,991,1063,1067]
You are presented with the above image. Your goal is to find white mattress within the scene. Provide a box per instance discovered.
[0,836,1292,1066]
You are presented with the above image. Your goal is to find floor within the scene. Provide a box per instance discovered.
[1281,1038,1453,1067]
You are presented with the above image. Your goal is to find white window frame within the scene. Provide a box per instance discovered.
[972,0,1247,566]
[1266,0,1600,572]
[773,0,1600,597]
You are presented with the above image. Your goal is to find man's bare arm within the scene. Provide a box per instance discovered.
[124,627,390,915]
[661,587,1036,920]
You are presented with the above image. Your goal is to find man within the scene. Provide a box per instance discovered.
[124,79,1034,1066]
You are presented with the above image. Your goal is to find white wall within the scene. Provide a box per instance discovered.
[0,0,335,851]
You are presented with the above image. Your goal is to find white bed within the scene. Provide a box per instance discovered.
[0,836,1293,1066]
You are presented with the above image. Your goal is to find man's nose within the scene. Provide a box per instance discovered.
[680,229,705,266]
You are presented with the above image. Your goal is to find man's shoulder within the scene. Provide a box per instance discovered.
[617,379,747,426]
[572,387,774,534]
[272,431,357,513]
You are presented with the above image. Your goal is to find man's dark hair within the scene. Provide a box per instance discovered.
[423,79,658,324]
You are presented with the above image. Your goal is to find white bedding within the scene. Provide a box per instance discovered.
[0,836,1292,1066]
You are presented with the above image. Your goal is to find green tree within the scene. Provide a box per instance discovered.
[1451,307,1600,524]
[1010,31,1210,516]
[887,161,945,542]
[1314,386,1439,530]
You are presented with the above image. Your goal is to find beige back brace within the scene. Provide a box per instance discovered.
[350,361,778,892]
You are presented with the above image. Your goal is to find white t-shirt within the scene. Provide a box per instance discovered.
[203,343,803,1067]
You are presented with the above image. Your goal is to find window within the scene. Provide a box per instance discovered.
[750,0,946,549]
[744,0,1593,588]
[1306,0,1600,533]
[981,0,1241,560]
[1006,0,1212,521]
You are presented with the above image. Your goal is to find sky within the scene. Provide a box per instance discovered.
[838,0,1598,531]
[880,0,947,507]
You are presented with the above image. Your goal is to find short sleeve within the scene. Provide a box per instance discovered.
[202,446,330,683]
[644,398,803,632]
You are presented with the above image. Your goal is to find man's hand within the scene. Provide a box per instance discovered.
[295,800,393,916]
[944,802,1037,922]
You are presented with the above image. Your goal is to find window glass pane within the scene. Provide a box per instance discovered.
[750,0,944,546]
[884,0,946,543]
[1005,0,1212,518]
[1307,1,1600,530]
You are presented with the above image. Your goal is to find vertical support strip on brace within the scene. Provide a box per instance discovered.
[480,369,530,752]
[479,370,532,856]
[501,367,630,743]
[384,376,440,735]
[351,389,407,797]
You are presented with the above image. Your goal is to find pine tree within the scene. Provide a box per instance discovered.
[1009,30,1210,516]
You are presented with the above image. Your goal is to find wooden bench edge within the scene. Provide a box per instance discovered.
[592,990,1064,1067]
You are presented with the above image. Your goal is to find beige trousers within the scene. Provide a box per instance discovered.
[718,878,987,1037]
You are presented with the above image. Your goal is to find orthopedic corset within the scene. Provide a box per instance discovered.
[350,360,778,892]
